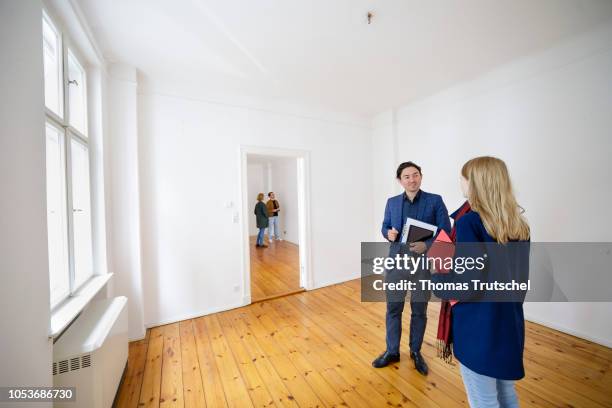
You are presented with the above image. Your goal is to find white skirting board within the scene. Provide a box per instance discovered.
[525,313,612,349]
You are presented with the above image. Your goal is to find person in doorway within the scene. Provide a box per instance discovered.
[266,192,282,242]
[431,156,530,407]
[372,161,451,376]
[254,193,269,248]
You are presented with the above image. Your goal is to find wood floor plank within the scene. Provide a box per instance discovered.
[115,338,148,408]
[254,300,350,408]
[230,307,326,408]
[202,314,254,407]
[256,303,373,408]
[192,317,230,408]
[179,320,206,408]
[159,323,184,407]
[138,326,164,408]
[216,312,277,407]
[222,308,300,408]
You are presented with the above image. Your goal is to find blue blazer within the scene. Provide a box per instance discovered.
[381,190,451,245]
[432,211,529,380]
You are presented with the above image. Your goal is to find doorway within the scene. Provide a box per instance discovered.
[239,146,312,304]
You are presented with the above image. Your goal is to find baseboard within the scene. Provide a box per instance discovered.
[252,288,305,303]
[128,334,147,342]
[144,300,248,329]
[524,313,612,349]
[313,274,360,291]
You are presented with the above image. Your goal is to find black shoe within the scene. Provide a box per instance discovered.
[372,351,400,368]
[410,351,429,376]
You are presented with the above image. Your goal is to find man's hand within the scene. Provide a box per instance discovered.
[409,241,427,254]
[387,227,399,242]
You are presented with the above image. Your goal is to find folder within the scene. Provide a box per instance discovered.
[426,230,454,272]
[427,230,458,306]
[400,217,438,244]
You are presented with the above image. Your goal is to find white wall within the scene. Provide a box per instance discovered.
[107,64,146,341]
[371,22,612,346]
[0,0,53,402]
[270,157,299,244]
[137,92,373,328]
[370,111,400,240]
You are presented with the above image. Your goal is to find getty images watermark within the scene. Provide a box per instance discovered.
[360,242,612,302]
[371,251,530,292]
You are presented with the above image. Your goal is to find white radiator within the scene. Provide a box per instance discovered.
[53,296,128,408]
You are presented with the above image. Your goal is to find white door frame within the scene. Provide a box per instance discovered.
[239,145,313,305]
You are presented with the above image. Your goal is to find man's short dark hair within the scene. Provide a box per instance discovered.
[396,161,422,179]
[268,192,274,197]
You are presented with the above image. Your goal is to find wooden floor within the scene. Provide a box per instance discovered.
[115,279,612,408]
[249,236,302,303]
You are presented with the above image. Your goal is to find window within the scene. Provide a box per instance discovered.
[67,51,87,135]
[43,11,94,308]
[70,138,94,289]
[43,11,63,118]
[46,123,70,304]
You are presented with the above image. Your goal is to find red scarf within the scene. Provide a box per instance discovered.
[436,201,471,363]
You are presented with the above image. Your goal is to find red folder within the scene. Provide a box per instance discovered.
[427,230,458,306]
[427,230,454,272]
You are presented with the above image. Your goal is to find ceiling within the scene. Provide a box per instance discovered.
[77,0,612,117]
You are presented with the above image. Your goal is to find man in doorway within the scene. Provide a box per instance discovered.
[372,161,451,376]
[266,192,282,242]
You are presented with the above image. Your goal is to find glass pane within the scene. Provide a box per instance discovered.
[42,13,63,117]
[46,124,70,306]
[67,51,87,135]
[70,139,93,287]
[70,138,94,289]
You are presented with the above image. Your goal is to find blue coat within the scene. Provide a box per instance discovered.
[381,190,451,245]
[432,211,529,380]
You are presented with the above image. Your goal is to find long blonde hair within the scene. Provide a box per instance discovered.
[461,156,529,243]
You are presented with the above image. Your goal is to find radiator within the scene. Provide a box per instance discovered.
[53,296,128,408]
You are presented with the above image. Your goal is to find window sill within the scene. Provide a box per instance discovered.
[49,273,113,338]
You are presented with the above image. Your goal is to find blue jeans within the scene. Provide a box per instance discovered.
[460,362,519,408]
[256,228,266,246]
[267,216,280,240]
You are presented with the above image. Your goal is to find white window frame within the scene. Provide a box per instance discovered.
[66,48,88,135]
[42,10,64,119]
[43,8,94,310]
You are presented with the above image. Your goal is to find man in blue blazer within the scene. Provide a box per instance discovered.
[372,161,451,375]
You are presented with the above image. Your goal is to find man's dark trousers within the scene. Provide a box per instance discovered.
[380,190,450,355]
[385,262,431,355]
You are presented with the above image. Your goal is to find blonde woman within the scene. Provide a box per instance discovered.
[431,156,530,408]
[254,193,269,248]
